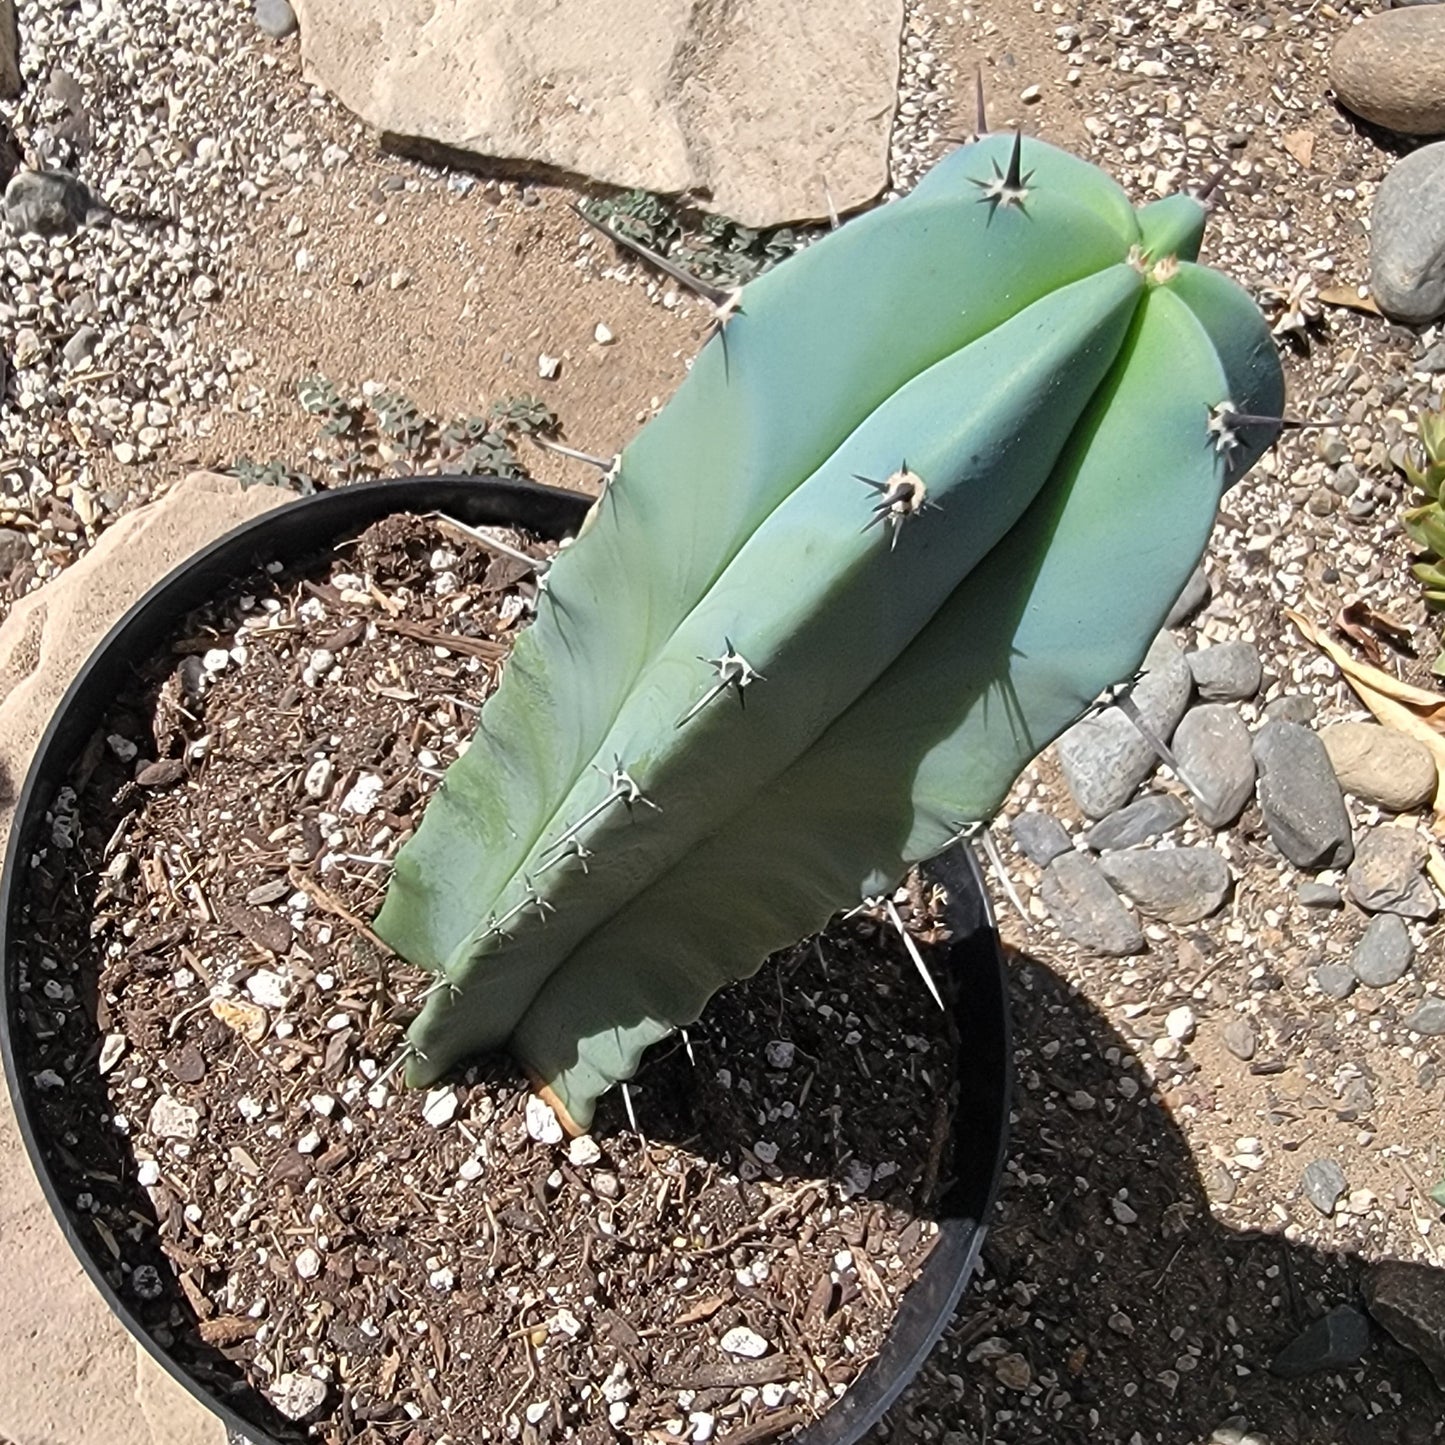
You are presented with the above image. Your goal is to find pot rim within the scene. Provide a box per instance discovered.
[0,474,1011,1445]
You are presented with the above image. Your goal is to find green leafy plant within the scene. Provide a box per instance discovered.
[228,456,316,494]
[375,134,1284,1131]
[1398,410,1445,675]
[488,395,561,439]
[580,189,807,287]
[272,380,552,484]
[372,390,430,455]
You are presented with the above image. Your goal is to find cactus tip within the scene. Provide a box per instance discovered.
[970,132,1034,218]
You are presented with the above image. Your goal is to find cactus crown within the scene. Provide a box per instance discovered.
[374,133,1285,1130]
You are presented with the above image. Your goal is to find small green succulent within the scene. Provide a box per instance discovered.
[1397,408,1445,675]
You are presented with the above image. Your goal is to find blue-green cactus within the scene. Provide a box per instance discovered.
[375,133,1283,1130]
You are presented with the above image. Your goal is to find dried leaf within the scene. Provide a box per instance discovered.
[1281,129,1315,168]
[1334,604,1383,666]
[1286,608,1445,822]
[210,994,269,1044]
[136,758,187,787]
[1287,609,1445,715]
[1317,285,1381,316]
[1429,846,1445,897]
[674,1295,727,1326]
[198,1315,261,1346]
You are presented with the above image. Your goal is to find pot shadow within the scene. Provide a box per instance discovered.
[876,948,1445,1445]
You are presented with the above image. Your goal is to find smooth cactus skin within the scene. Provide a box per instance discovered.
[375,134,1284,1128]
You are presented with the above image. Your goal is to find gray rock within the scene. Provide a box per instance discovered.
[1270,1305,1371,1378]
[1298,882,1343,908]
[1081,793,1187,851]
[1406,997,1445,1035]
[1222,1017,1257,1061]
[1166,565,1211,628]
[1056,635,1193,819]
[255,0,298,36]
[1208,1164,1237,1205]
[1263,694,1316,726]
[1340,1077,1376,1117]
[1039,853,1143,956]
[1174,705,1256,828]
[1351,914,1415,987]
[62,325,101,371]
[3,169,100,238]
[1346,827,1437,919]
[1334,11,1445,137]
[1314,964,1358,1000]
[0,527,28,578]
[1097,847,1231,925]
[1364,1261,1445,1389]
[1302,1159,1348,1216]
[1186,642,1263,702]
[1416,340,1445,372]
[1252,722,1354,869]
[1321,721,1438,813]
[1009,811,1072,867]
[1371,142,1445,324]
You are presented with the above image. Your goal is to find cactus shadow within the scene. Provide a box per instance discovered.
[878,949,1444,1445]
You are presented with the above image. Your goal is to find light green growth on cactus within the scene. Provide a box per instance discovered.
[375,133,1284,1129]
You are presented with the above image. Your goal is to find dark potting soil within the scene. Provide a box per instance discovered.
[11,511,963,1445]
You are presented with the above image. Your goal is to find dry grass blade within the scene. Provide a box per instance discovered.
[1285,608,1445,823]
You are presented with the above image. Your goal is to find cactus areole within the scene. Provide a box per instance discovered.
[375,134,1284,1131]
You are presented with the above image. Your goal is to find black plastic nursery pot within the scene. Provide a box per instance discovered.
[0,475,1012,1445]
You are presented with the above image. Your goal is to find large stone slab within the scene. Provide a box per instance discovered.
[291,0,904,227]
[0,472,287,1445]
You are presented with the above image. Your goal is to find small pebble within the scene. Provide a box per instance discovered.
[1298,881,1342,908]
[1165,1005,1197,1043]
[1082,793,1187,851]
[995,1353,1032,1388]
[147,1095,199,1140]
[1270,1304,1370,1378]
[526,1093,564,1144]
[303,757,334,800]
[1302,1158,1348,1216]
[1009,810,1073,865]
[1406,997,1445,1035]
[422,1088,458,1128]
[245,968,291,1009]
[1313,964,1358,1001]
[720,1326,769,1358]
[1351,913,1414,987]
[1186,641,1263,701]
[254,0,299,38]
[1347,826,1437,920]
[1222,1017,1257,1061]
[568,1134,602,1167]
[764,1039,795,1070]
[267,1373,326,1421]
[294,1246,322,1279]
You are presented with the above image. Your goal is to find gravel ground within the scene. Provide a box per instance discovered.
[7,0,1445,1440]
